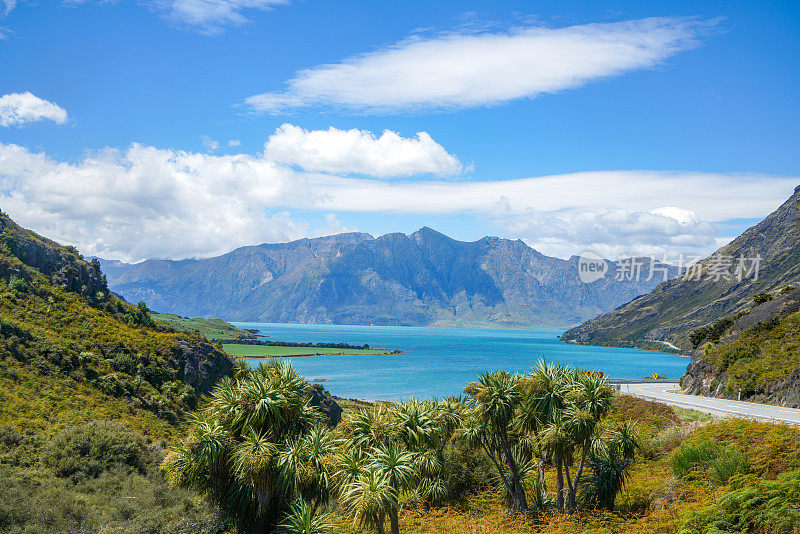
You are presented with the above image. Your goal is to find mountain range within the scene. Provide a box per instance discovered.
[100,227,676,328]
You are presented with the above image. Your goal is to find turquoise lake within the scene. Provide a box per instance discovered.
[234,323,688,402]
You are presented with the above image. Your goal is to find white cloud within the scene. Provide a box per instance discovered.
[0,138,796,262]
[505,207,718,259]
[301,171,797,223]
[0,92,68,127]
[0,142,314,261]
[1,0,16,17]
[263,123,464,177]
[247,17,711,113]
[228,139,242,147]
[201,135,220,151]
[149,0,289,34]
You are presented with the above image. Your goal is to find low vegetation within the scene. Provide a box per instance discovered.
[222,343,399,358]
[703,309,800,395]
[152,313,257,341]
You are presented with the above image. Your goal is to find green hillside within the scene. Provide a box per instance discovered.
[0,211,235,532]
[680,286,800,407]
[152,313,256,341]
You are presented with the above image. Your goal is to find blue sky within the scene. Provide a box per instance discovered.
[0,0,798,261]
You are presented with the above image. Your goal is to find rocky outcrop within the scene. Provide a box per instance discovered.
[169,340,233,394]
[100,228,676,328]
[309,385,343,427]
[0,210,107,297]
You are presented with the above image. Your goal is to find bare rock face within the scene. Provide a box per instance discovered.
[169,340,233,394]
[309,385,343,427]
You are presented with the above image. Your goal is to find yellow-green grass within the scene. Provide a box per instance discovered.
[152,313,255,340]
[222,343,399,357]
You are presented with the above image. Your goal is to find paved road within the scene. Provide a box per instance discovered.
[621,382,800,425]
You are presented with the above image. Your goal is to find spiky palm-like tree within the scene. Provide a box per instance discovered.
[340,469,398,534]
[581,421,639,511]
[163,360,333,533]
[463,371,529,513]
[276,500,331,534]
[562,372,613,510]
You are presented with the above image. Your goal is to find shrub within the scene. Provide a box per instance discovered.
[753,292,774,305]
[7,275,27,293]
[671,440,748,486]
[41,421,151,481]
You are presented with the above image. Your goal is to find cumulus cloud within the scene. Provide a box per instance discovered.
[0,142,315,261]
[0,139,796,262]
[149,0,289,34]
[246,17,711,113]
[263,123,464,177]
[0,92,68,127]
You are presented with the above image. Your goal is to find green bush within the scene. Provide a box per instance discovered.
[41,421,151,481]
[671,440,748,486]
[753,292,774,305]
[7,275,27,293]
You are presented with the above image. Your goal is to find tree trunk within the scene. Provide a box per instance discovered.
[499,429,528,513]
[555,457,564,512]
[377,518,386,534]
[538,452,548,498]
[567,436,591,512]
[564,461,574,512]
[389,509,400,534]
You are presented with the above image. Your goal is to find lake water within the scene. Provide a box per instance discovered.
[234,322,688,402]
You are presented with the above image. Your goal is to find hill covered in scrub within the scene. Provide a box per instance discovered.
[563,185,800,350]
[0,209,242,531]
[0,210,234,435]
[680,286,800,407]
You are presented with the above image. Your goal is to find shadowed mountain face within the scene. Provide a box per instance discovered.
[100,227,676,328]
[563,186,800,350]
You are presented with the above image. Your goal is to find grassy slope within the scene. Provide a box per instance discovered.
[222,343,398,357]
[152,313,256,341]
[0,212,237,533]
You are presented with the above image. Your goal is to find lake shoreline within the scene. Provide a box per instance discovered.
[231,349,404,359]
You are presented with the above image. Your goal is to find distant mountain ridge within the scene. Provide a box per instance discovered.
[100,227,676,328]
[563,186,800,350]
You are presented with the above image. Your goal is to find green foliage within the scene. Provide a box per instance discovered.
[703,309,800,397]
[0,421,232,534]
[7,275,26,293]
[689,312,744,348]
[753,292,774,305]
[163,360,331,533]
[779,285,797,295]
[671,440,749,485]
[41,420,151,481]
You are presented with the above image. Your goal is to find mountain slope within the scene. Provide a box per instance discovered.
[680,286,800,407]
[101,227,676,328]
[0,210,233,438]
[563,185,800,350]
